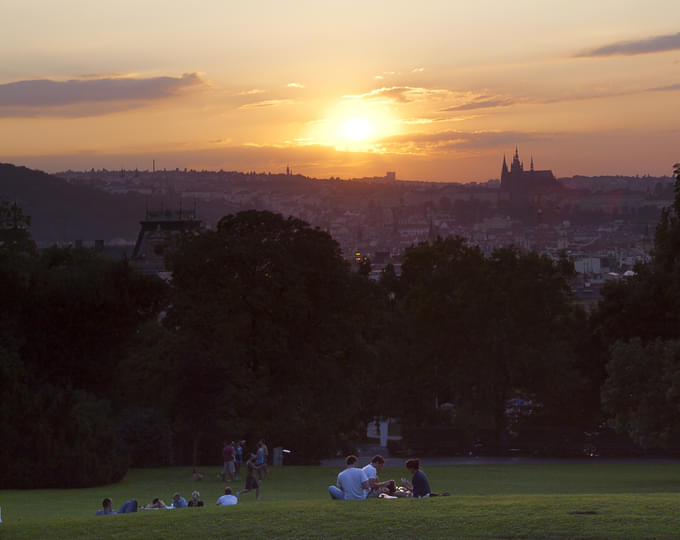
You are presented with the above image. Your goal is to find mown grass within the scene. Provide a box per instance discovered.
[1,463,680,538]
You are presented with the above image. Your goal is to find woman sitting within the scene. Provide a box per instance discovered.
[188,490,204,507]
[399,458,449,497]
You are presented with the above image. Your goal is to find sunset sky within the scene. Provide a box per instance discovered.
[2,0,679,181]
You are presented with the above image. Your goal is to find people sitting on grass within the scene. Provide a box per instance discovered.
[141,497,167,510]
[171,492,187,508]
[95,497,138,515]
[216,487,238,506]
[188,490,204,507]
[401,458,430,498]
[362,455,395,498]
[237,453,264,500]
[328,455,370,500]
[192,467,203,481]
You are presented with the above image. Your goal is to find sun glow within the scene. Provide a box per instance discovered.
[304,102,400,152]
[341,116,373,140]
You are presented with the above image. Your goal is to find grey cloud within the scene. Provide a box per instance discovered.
[0,73,202,114]
[576,32,680,57]
[442,96,518,112]
[0,102,151,119]
[647,82,680,92]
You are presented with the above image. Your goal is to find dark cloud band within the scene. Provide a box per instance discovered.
[0,73,201,109]
[576,32,680,57]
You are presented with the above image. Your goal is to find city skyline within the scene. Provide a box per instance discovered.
[1,1,679,181]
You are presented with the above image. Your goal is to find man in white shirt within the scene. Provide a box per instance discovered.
[362,454,395,497]
[328,455,369,500]
[216,487,238,506]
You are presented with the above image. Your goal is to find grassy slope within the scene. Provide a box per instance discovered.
[1,464,679,538]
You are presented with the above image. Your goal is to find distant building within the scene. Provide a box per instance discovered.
[130,208,201,277]
[385,171,396,182]
[500,148,558,201]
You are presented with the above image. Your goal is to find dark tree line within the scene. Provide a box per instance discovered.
[597,164,680,448]
[2,162,680,488]
[0,233,166,488]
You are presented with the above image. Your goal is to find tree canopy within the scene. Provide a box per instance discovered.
[0,217,166,488]
[161,210,373,461]
[598,163,680,448]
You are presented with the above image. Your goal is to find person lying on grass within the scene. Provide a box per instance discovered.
[141,498,167,510]
[95,497,138,515]
[170,492,188,508]
[237,453,265,500]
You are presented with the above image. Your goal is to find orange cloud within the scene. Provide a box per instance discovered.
[376,130,548,154]
[343,86,449,103]
[238,98,295,110]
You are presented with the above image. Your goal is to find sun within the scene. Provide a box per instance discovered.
[341,116,374,140]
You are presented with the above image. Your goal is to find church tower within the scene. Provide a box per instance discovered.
[500,147,558,201]
[511,146,523,173]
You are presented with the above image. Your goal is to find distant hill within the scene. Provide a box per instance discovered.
[0,163,147,243]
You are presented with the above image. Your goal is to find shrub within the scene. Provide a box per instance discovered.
[0,379,128,489]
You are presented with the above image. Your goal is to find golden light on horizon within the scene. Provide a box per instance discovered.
[305,102,400,153]
[340,117,374,141]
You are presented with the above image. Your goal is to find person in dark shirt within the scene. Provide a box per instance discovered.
[402,458,431,497]
[188,490,204,507]
[401,458,450,498]
[237,453,264,500]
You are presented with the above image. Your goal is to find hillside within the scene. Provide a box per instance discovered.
[0,163,149,243]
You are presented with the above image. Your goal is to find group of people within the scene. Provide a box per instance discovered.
[329,455,448,500]
[96,484,266,515]
[95,491,204,515]
[219,439,268,484]
[97,449,441,516]
[97,438,272,515]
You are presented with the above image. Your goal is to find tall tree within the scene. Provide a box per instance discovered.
[599,163,680,447]
[165,210,371,460]
[392,238,582,447]
[602,339,680,449]
[0,214,165,487]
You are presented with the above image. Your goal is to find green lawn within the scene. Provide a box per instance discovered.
[1,463,680,538]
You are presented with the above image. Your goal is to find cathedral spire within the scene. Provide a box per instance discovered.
[511,146,522,172]
[530,154,534,171]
